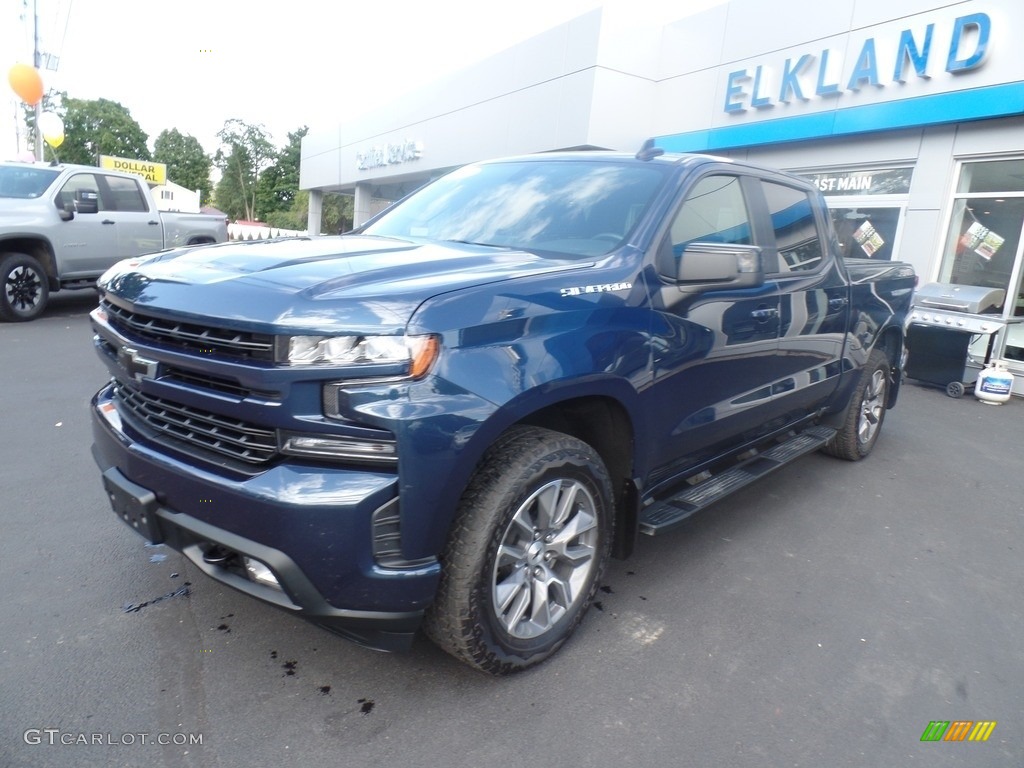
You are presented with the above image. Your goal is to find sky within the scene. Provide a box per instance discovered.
[2,0,636,161]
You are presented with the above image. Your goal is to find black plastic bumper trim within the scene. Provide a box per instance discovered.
[95,461,424,652]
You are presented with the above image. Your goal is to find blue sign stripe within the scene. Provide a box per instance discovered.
[655,81,1024,153]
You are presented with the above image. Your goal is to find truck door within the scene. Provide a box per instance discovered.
[97,175,162,261]
[754,178,851,420]
[50,172,119,279]
[646,172,782,485]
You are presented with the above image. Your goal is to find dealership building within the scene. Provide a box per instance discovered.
[300,0,1024,392]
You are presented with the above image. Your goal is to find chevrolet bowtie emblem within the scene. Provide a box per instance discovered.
[117,345,159,382]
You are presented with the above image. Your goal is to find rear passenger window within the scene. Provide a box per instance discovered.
[105,176,148,212]
[669,175,752,248]
[762,182,824,272]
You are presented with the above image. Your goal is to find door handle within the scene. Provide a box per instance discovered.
[101,219,115,225]
[828,297,848,310]
[148,220,160,226]
[750,307,779,320]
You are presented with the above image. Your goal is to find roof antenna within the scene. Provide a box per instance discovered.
[635,138,664,161]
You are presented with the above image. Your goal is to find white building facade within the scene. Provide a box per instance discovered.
[151,180,201,213]
[301,0,1024,389]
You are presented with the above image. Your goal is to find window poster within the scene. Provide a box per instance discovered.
[960,221,1005,261]
[853,220,885,257]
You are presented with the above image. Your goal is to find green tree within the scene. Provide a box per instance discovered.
[211,145,247,220]
[255,125,307,220]
[214,119,274,222]
[53,97,151,165]
[280,190,352,234]
[22,89,66,161]
[153,129,213,206]
[320,192,353,235]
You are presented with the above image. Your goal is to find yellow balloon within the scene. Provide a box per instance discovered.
[8,63,44,106]
[39,111,64,147]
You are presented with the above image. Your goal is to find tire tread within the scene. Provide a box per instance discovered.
[424,426,612,674]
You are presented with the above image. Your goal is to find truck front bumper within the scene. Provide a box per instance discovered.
[91,382,440,653]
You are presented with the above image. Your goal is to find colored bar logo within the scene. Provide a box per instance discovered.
[921,721,997,742]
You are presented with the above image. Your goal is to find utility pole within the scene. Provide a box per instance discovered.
[33,0,43,161]
[13,102,21,154]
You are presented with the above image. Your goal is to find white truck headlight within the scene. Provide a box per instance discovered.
[285,334,438,377]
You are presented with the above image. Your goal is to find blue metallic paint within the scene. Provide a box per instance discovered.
[90,152,914,649]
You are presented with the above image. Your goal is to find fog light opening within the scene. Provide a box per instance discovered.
[243,556,282,591]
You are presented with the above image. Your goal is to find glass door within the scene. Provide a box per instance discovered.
[938,158,1024,388]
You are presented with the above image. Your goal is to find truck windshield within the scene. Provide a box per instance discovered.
[361,159,668,258]
[0,166,60,199]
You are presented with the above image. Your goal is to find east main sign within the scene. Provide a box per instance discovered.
[723,12,990,112]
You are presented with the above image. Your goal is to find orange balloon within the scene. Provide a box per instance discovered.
[8,63,44,106]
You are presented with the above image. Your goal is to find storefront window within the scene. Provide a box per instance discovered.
[799,167,911,261]
[830,206,901,261]
[939,198,1024,301]
[957,159,1024,193]
[939,160,1024,314]
[940,159,1024,366]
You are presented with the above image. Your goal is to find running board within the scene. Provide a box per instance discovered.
[639,425,836,535]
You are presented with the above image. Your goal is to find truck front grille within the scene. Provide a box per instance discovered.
[102,300,275,361]
[114,382,278,465]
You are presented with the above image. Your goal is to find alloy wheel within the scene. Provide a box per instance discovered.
[491,478,599,639]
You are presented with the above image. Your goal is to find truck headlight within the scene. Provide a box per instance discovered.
[284,334,438,377]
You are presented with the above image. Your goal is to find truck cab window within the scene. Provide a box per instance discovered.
[58,173,103,211]
[669,175,751,248]
[103,176,148,212]
[762,181,824,272]
[659,175,752,275]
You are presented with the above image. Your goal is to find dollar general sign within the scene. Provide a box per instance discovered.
[99,155,167,185]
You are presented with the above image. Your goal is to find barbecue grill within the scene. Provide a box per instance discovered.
[905,282,1021,397]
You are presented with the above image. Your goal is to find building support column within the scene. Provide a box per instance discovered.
[354,183,374,228]
[307,189,323,236]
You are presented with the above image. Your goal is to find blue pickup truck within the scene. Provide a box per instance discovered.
[90,150,915,674]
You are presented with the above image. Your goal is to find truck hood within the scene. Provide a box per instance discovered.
[99,235,589,334]
[0,197,47,223]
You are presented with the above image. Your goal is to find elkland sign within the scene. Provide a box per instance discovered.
[355,140,423,172]
[655,5,1016,152]
[723,12,991,113]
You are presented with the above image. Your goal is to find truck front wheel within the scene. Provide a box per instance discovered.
[0,253,49,322]
[425,426,614,674]
[823,349,891,461]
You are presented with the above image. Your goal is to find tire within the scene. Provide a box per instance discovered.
[0,253,49,322]
[425,426,614,675]
[823,349,891,461]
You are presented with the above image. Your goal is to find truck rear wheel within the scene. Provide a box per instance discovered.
[0,252,49,322]
[425,426,614,674]
[823,349,890,461]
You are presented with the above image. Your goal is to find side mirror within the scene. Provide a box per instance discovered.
[661,240,765,290]
[75,189,99,215]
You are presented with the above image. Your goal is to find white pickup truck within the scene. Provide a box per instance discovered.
[0,161,228,321]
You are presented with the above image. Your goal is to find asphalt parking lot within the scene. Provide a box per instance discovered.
[1,290,1021,768]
